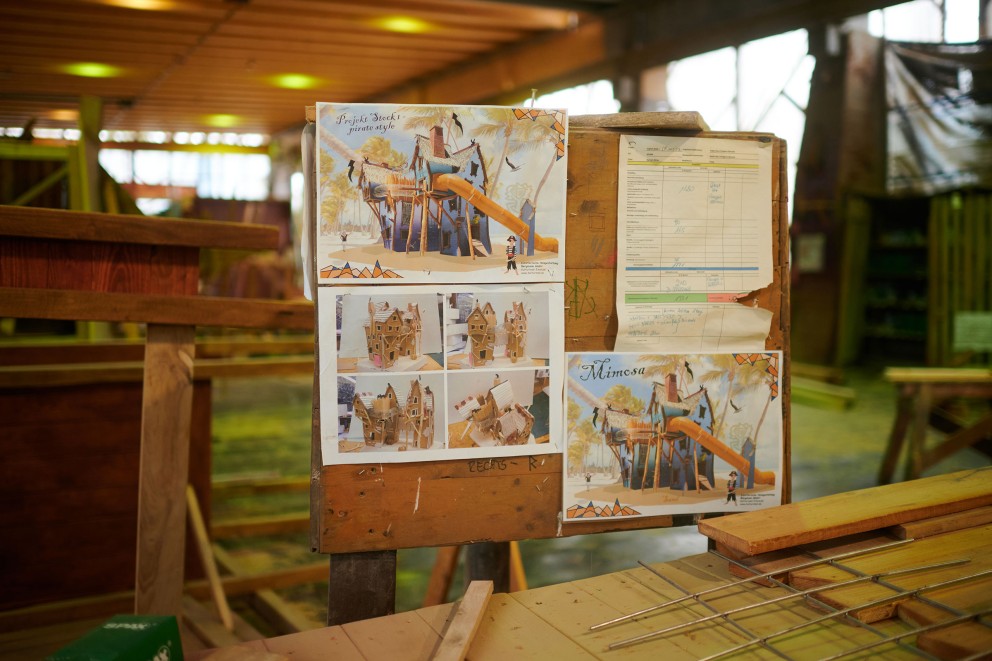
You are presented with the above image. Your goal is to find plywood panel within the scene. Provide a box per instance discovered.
[314,123,789,554]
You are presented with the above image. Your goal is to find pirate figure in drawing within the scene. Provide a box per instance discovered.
[505,236,518,274]
[726,470,738,505]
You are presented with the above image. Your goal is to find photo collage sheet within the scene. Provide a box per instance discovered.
[563,134,783,521]
[316,102,567,465]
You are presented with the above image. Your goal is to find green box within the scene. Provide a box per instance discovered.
[47,615,183,661]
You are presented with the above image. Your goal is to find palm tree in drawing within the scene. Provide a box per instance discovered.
[471,108,520,195]
[401,106,464,151]
[639,354,688,395]
[514,115,564,211]
[697,355,766,439]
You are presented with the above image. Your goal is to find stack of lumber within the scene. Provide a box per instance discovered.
[187,468,992,660]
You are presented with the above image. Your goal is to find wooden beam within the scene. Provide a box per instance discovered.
[212,544,321,635]
[211,512,310,540]
[698,467,992,556]
[186,485,234,632]
[185,562,330,600]
[75,95,102,213]
[369,0,905,106]
[0,205,279,251]
[892,505,992,540]
[0,356,314,388]
[8,164,67,206]
[432,581,493,661]
[0,287,314,331]
[134,324,196,617]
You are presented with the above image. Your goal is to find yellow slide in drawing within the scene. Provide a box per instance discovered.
[433,174,559,253]
[667,417,776,486]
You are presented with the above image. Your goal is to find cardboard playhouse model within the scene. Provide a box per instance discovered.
[465,300,528,367]
[363,300,423,370]
[352,379,436,449]
[453,375,535,447]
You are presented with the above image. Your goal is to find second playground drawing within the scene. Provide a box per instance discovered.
[564,352,783,520]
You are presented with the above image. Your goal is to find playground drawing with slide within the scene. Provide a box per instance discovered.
[564,352,783,520]
[315,103,567,284]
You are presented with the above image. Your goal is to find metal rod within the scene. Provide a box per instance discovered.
[817,607,992,661]
[696,567,992,661]
[630,561,796,661]
[589,538,914,631]
[712,548,929,660]
[608,559,969,651]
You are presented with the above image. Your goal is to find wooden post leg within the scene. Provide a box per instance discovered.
[906,384,933,481]
[423,546,461,607]
[465,542,510,593]
[327,550,397,625]
[878,386,914,485]
[135,324,196,616]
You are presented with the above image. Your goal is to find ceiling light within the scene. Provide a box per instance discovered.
[103,0,177,10]
[373,15,433,34]
[47,109,79,122]
[269,73,322,90]
[62,62,122,78]
[204,114,239,128]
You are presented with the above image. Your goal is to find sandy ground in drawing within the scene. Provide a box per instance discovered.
[569,481,776,506]
[323,242,556,275]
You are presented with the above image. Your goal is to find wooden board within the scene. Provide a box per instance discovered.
[698,467,992,556]
[312,117,791,554]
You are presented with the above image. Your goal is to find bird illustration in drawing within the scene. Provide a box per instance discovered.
[730,399,742,413]
[451,112,464,136]
[592,406,599,427]
[505,156,522,172]
[346,159,355,182]
[684,360,694,382]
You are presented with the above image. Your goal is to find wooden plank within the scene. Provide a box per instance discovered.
[0,204,279,251]
[0,286,314,330]
[899,581,992,659]
[316,455,676,553]
[884,367,992,384]
[135,324,196,617]
[698,467,992,556]
[212,544,322,635]
[465,592,595,660]
[0,356,314,388]
[182,596,265,650]
[432,580,493,661]
[570,111,708,131]
[185,562,329,600]
[211,512,309,539]
[186,486,234,632]
[786,524,992,623]
[340,610,441,660]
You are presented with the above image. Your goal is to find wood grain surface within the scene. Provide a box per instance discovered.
[699,467,992,556]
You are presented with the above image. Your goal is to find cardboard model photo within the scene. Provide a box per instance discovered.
[564,352,783,521]
[446,369,551,450]
[445,290,550,369]
[318,284,563,464]
[336,373,446,456]
[315,102,567,284]
[336,292,444,373]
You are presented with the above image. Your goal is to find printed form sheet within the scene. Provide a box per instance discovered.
[616,135,774,351]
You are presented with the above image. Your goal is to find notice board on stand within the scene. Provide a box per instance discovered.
[307,109,790,555]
